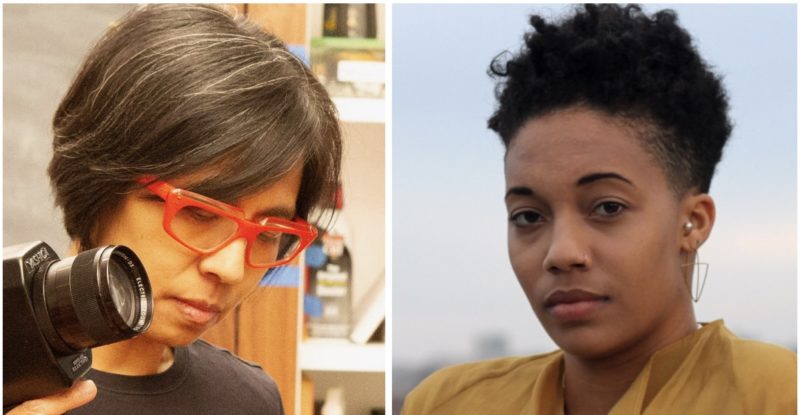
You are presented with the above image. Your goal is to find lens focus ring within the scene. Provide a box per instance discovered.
[43,246,153,351]
[71,248,118,345]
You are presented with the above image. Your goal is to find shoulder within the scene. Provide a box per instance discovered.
[186,340,281,397]
[715,323,796,411]
[403,351,561,414]
[188,339,266,372]
[725,330,796,382]
[68,341,284,414]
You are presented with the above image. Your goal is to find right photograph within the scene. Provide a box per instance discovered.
[393,4,796,414]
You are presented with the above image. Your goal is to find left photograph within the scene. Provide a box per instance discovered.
[4,4,385,415]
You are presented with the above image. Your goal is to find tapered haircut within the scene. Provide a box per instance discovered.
[489,4,731,195]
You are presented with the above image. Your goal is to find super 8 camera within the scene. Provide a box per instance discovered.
[3,241,154,409]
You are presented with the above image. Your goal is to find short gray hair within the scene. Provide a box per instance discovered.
[49,4,341,249]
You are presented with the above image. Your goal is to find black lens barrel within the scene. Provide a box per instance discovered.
[37,246,153,353]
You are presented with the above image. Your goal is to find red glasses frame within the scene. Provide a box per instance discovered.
[139,177,317,268]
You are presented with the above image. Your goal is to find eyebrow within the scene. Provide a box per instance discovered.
[576,172,634,187]
[253,206,296,220]
[505,186,534,199]
[180,184,296,220]
[504,172,634,200]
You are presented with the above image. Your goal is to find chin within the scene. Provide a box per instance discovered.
[172,326,210,346]
[543,321,624,360]
[143,324,204,348]
[558,339,620,360]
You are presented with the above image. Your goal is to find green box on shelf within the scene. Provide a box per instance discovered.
[311,37,385,98]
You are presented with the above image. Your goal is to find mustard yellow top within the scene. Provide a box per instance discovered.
[403,320,796,414]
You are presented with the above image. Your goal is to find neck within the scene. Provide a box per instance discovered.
[91,335,175,376]
[563,314,697,415]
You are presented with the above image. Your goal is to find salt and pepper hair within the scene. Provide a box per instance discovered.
[49,4,341,249]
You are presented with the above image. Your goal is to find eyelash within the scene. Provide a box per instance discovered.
[591,201,627,217]
[508,200,628,228]
[508,209,544,227]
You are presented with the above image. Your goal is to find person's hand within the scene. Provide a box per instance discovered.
[7,380,97,415]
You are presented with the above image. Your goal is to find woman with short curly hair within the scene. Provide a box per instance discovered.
[404,4,795,414]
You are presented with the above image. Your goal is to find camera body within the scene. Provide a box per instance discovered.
[4,242,85,406]
[3,241,153,408]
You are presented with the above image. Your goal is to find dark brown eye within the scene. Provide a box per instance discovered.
[509,210,543,227]
[593,201,625,217]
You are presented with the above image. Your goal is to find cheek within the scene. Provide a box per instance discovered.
[606,224,681,308]
[112,240,200,303]
[122,238,196,295]
[138,253,187,295]
[230,268,267,300]
[94,199,196,290]
[508,232,546,303]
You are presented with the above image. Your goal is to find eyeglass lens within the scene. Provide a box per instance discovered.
[169,205,302,266]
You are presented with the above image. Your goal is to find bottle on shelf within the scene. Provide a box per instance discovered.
[305,185,353,338]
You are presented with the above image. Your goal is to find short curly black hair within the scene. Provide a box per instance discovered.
[488,4,732,194]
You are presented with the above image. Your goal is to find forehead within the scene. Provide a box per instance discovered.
[504,108,667,190]
[170,165,303,217]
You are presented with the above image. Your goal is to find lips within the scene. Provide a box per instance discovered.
[544,289,610,321]
[173,297,221,325]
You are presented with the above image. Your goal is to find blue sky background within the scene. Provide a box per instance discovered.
[393,4,797,366]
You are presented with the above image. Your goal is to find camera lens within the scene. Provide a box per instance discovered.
[108,259,137,327]
[33,245,153,354]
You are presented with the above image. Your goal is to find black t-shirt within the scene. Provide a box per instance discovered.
[68,340,284,415]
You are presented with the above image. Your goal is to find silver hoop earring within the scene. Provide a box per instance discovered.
[685,249,709,303]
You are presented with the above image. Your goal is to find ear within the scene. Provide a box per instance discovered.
[679,193,716,252]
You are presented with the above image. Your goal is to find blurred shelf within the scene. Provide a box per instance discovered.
[299,338,385,372]
[333,97,385,124]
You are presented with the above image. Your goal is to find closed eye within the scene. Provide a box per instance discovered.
[183,207,220,223]
[143,194,164,203]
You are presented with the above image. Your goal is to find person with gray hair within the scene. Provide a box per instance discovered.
[11,4,340,414]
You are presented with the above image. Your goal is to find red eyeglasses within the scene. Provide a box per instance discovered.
[140,177,317,269]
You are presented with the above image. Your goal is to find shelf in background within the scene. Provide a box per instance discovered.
[333,97,384,124]
[299,338,385,372]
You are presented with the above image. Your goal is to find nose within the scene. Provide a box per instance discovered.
[542,215,591,274]
[197,238,248,284]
